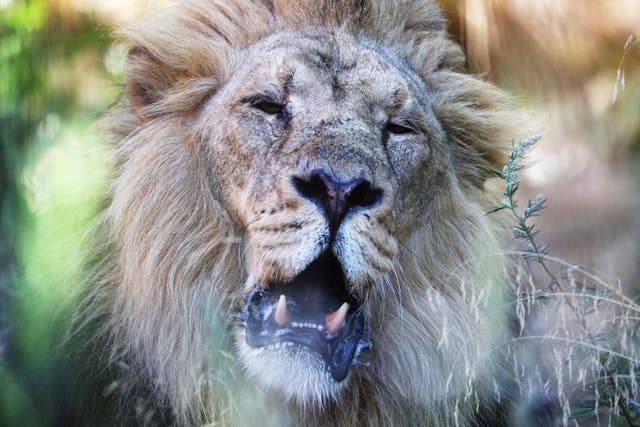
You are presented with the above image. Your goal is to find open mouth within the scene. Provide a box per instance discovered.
[239,252,371,382]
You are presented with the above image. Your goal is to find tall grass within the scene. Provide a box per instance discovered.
[491,136,640,426]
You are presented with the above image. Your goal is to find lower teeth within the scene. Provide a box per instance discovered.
[268,342,295,350]
[291,322,325,331]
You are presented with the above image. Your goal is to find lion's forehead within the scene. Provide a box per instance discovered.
[243,31,429,107]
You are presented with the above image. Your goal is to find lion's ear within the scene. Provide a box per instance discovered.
[125,47,177,122]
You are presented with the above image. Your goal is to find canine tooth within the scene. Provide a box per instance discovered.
[275,295,290,326]
[325,303,349,334]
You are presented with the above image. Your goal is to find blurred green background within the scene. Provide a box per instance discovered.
[0,0,638,425]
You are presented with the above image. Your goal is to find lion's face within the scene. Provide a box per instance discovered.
[195,31,450,401]
[105,1,515,423]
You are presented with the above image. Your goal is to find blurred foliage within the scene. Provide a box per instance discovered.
[1,0,117,424]
[440,0,640,165]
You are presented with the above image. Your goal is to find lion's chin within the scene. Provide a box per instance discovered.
[238,339,348,403]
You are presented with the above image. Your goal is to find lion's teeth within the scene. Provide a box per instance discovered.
[275,295,290,326]
[325,303,349,334]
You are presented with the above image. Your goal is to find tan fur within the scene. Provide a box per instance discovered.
[83,1,522,425]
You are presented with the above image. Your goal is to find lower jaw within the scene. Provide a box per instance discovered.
[238,338,348,402]
[241,286,371,382]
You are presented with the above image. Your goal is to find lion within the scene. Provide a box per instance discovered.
[79,0,544,425]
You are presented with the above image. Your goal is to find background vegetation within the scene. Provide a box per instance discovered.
[0,0,638,425]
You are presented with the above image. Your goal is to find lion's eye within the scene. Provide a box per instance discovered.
[385,121,415,135]
[251,99,284,115]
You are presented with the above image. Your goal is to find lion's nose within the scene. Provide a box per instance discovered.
[293,169,383,232]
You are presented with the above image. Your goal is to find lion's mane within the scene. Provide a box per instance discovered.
[81,1,523,425]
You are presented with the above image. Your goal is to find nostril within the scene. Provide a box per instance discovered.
[292,174,330,203]
[345,180,383,208]
[292,170,383,233]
